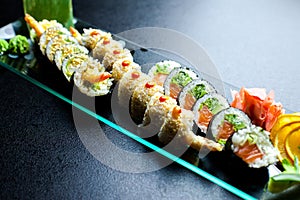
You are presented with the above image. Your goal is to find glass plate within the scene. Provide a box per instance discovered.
[0,18,288,200]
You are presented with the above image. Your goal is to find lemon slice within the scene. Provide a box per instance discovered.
[285,129,300,162]
[274,122,300,162]
[270,113,300,143]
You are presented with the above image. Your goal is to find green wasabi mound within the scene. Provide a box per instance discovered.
[8,35,30,54]
[0,39,9,54]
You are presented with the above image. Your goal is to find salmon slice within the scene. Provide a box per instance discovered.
[169,82,182,99]
[235,141,263,164]
[184,93,196,110]
[198,105,213,128]
[217,121,234,140]
[152,73,168,86]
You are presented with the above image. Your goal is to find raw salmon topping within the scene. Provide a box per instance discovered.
[198,105,213,127]
[235,141,263,164]
[217,121,234,140]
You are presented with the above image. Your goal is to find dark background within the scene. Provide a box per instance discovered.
[1,0,300,199]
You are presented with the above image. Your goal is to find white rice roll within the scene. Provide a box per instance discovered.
[46,34,78,62]
[92,38,125,61]
[158,106,193,145]
[142,93,177,127]
[62,53,89,82]
[102,48,133,71]
[39,26,69,55]
[148,60,181,86]
[231,125,279,168]
[178,79,216,110]
[117,69,150,106]
[81,28,112,50]
[54,43,89,70]
[130,81,164,124]
[193,93,229,133]
[207,107,251,146]
[164,68,199,100]
[112,59,141,81]
[74,57,113,96]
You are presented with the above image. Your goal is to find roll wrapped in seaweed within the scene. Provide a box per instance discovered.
[45,34,78,62]
[102,48,133,71]
[130,81,164,124]
[62,53,89,81]
[178,79,216,110]
[111,59,141,81]
[92,38,125,61]
[148,60,181,86]
[74,57,113,96]
[230,125,279,168]
[54,43,89,70]
[164,68,198,100]
[207,107,251,146]
[158,105,193,145]
[158,105,223,152]
[193,93,229,133]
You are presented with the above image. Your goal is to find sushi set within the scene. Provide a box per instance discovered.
[1,14,299,200]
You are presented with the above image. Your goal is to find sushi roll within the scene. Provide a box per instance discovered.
[207,107,251,146]
[142,93,177,127]
[148,60,181,86]
[117,69,150,106]
[81,28,112,50]
[92,38,125,61]
[45,34,78,62]
[178,79,216,110]
[130,81,164,124]
[102,48,133,71]
[231,125,279,168]
[158,105,223,152]
[158,106,193,145]
[39,26,69,55]
[54,43,89,70]
[111,59,141,81]
[62,53,89,81]
[74,57,113,96]
[164,68,198,99]
[193,93,229,133]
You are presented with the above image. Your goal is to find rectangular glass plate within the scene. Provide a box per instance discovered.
[0,18,289,200]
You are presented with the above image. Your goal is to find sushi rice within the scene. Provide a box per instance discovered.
[62,53,89,82]
[130,81,164,124]
[54,43,89,70]
[39,26,70,55]
[164,67,199,99]
[111,59,141,81]
[178,79,216,110]
[193,93,229,133]
[148,60,181,86]
[231,125,279,168]
[92,38,125,61]
[74,57,113,96]
[46,34,78,62]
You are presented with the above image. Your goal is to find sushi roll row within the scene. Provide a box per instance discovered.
[25,14,115,97]
[119,59,278,168]
[25,14,278,168]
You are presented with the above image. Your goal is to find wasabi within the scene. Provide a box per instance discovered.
[0,39,9,54]
[8,35,30,54]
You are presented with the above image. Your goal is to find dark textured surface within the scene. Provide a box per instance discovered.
[1,0,300,200]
